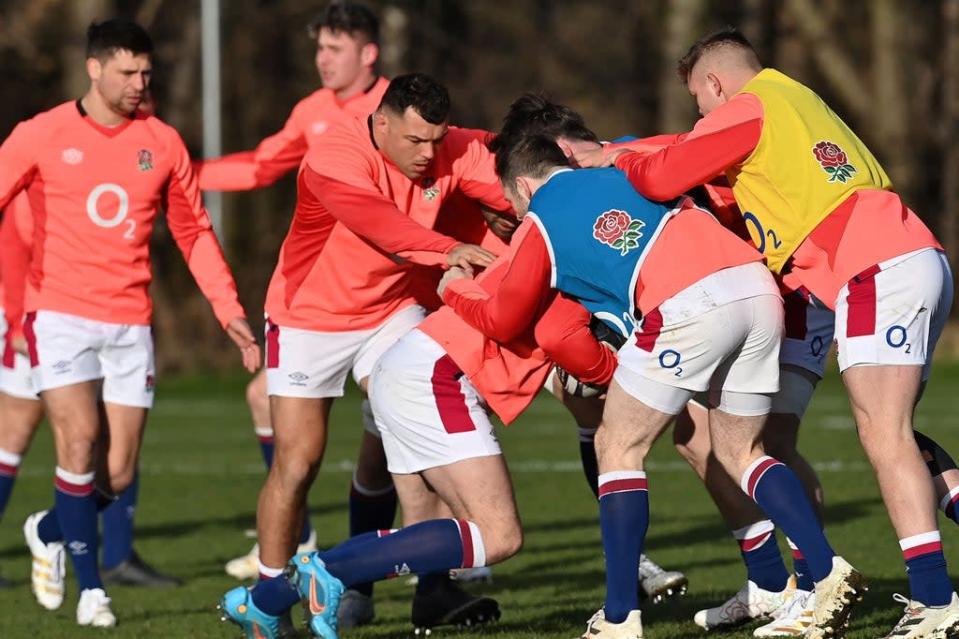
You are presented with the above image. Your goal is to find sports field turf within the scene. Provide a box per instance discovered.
[2,363,959,638]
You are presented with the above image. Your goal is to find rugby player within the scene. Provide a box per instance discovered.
[0,19,258,626]
[580,28,957,638]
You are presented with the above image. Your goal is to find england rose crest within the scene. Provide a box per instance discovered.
[593,209,644,256]
[812,141,856,183]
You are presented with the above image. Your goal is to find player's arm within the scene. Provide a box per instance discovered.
[194,105,308,191]
[304,166,493,269]
[0,196,31,343]
[534,293,617,386]
[0,121,40,210]
[162,132,259,371]
[440,219,551,343]
[612,94,765,201]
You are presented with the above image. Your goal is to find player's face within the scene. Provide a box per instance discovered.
[315,27,372,92]
[89,50,152,116]
[503,180,531,218]
[376,107,448,180]
[687,67,724,116]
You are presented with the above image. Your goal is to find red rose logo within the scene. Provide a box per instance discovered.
[812,141,857,183]
[593,209,645,256]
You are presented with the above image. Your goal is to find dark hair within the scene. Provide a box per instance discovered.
[309,1,380,45]
[490,93,599,153]
[494,134,571,188]
[86,19,153,60]
[379,73,450,124]
[677,27,759,81]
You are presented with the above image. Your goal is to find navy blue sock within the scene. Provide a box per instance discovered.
[348,475,397,596]
[251,574,301,616]
[101,471,138,569]
[788,539,815,591]
[733,521,789,592]
[598,471,648,624]
[54,468,102,591]
[319,519,483,587]
[743,457,835,581]
[0,449,21,520]
[37,508,63,543]
[578,427,599,498]
[901,532,954,606]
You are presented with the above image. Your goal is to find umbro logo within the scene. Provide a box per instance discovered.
[311,121,329,136]
[288,372,308,382]
[68,541,88,556]
[52,360,72,374]
[61,148,83,165]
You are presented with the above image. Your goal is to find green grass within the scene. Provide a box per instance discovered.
[3,365,959,638]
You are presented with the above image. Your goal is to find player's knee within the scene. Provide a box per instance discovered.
[245,378,270,422]
[108,466,136,493]
[61,439,97,473]
[483,523,523,565]
[270,451,319,488]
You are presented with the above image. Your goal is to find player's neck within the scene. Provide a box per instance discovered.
[333,71,377,102]
[79,90,131,127]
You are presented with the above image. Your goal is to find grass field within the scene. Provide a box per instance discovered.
[2,364,959,638]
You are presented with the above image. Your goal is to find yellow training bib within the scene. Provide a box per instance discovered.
[730,68,891,272]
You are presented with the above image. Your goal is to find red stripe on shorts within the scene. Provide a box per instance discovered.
[1,329,13,369]
[457,519,475,568]
[265,321,280,369]
[747,458,782,500]
[598,477,648,497]
[431,355,476,434]
[845,264,881,338]
[902,541,943,560]
[23,312,38,367]
[635,308,663,353]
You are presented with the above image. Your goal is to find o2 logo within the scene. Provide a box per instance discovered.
[742,212,782,254]
[86,183,136,240]
[886,325,911,353]
[659,349,683,377]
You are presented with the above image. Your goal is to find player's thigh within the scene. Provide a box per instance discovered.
[264,318,366,400]
[99,323,155,409]
[422,454,521,562]
[392,472,445,526]
[269,395,332,469]
[351,304,426,392]
[596,379,677,470]
[27,310,103,395]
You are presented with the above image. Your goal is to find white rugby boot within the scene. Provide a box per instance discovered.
[881,592,959,639]
[694,579,791,631]
[24,510,65,610]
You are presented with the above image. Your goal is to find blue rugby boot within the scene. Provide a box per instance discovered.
[219,585,282,639]
[290,552,344,639]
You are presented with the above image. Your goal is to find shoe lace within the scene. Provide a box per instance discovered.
[887,594,924,634]
[775,590,811,621]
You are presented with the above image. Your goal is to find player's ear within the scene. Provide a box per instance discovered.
[86,57,102,82]
[705,72,723,100]
[556,139,574,159]
[360,42,378,68]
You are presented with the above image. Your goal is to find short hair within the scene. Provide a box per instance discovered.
[677,27,759,81]
[490,93,599,154]
[494,134,571,189]
[378,73,450,125]
[309,1,380,45]
[86,19,153,60]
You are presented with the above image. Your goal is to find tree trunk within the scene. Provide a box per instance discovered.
[60,0,110,100]
[657,0,705,133]
[942,0,959,298]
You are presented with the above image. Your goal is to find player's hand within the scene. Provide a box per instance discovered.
[437,266,472,297]
[225,318,261,373]
[481,207,519,243]
[11,335,28,357]
[447,243,496,270]
[572,146,630,169]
